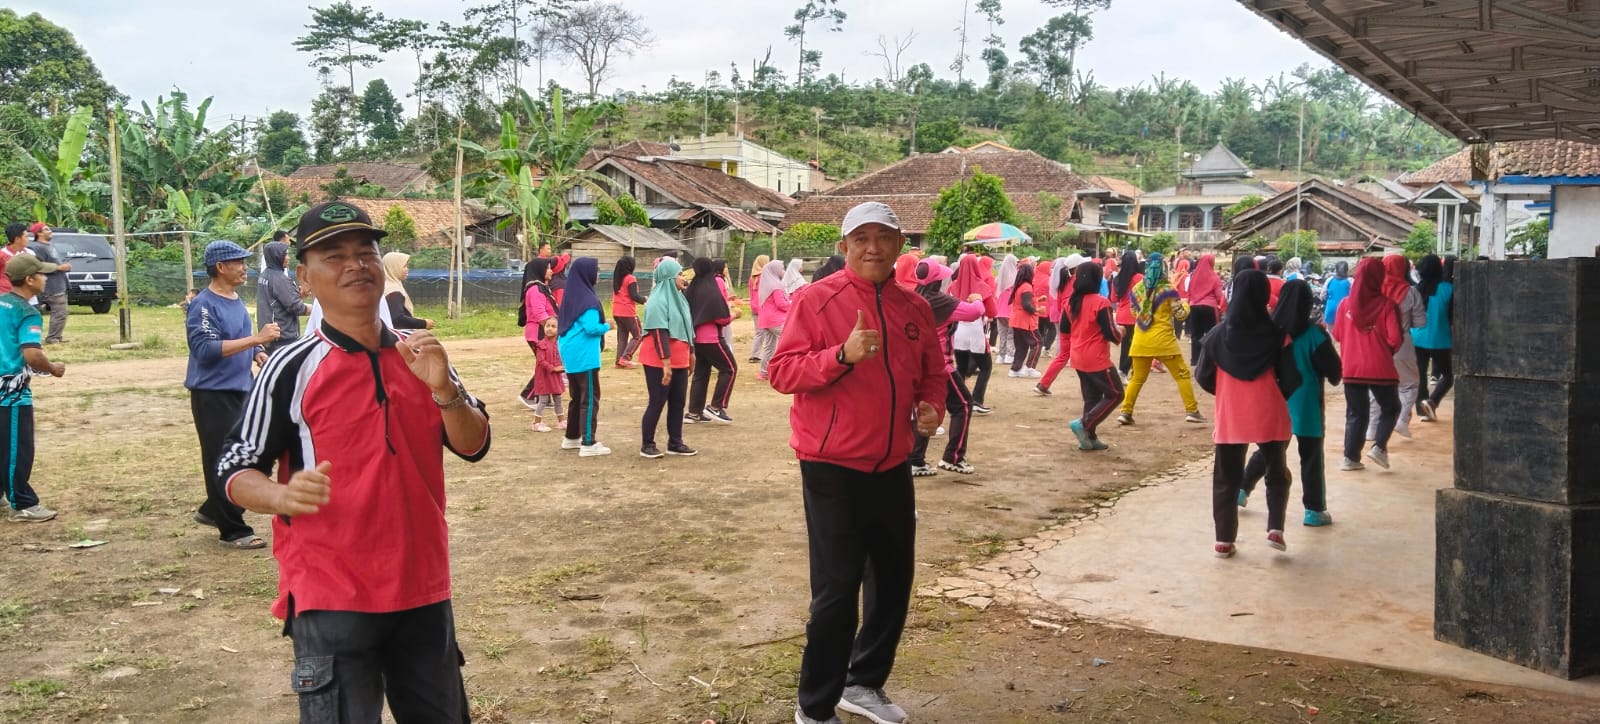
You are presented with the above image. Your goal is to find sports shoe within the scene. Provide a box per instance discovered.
[1116,412,1134,426]
[1395,426,1414,440]
[1069,419,1093,450]
[1090,439,1109,451]
[1303,510,1333,527]
[757,372,769,381]
[1214,542,1236,559]
[192,510,215,527]
[939,459,975,474]
[532,422,552,433]
[1419,400,1438,422]
[1007,370,1022,378]
[1000,354,1013,364]
[1185,411,1207,424]
[1033,383,1052,396]
[703,406,733,424]
[1367,446,1391,469]
[683,413,704,424]
[971,404,992,415]
[794,709,843,724]
[934,426,945,437]
[838,685,908,724]
[1237,489,1249,508]
[1023,368,1043,378]
[561,437,583,450]
[666,442,698,456]
[579,442,612,457]
[1339,458,1365,471]
[747,356,760,363]
[911,464,937,477]
[8,504,56,523]
[1266,530,1287,551]
[640,445,664,459]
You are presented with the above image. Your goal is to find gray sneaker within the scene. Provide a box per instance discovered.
[1339,458,1366,472]
[795,709,843,724]
[838,686,908,724]
[8,504,57,523]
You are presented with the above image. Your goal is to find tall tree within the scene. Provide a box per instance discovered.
[0,10,122,151]
[785,1,846,85]
[464,1,569,92]
[309,86,359,162]
[293,2,389,91]
[926,167,1019,255]
[1023,0,1110,99]
[977,0,1008,90]
[372,18,433,120]
[552,2,651,100]
[257,111,310,172]
[359,79,404,143]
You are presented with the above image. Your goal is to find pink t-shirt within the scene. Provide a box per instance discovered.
[523,286,556,342]
[1212,369,1292,445]
[0,248,15,295]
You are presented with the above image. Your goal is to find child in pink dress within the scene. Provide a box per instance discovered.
[531,318,567,432]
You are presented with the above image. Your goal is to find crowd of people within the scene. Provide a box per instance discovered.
[0,196,1460,723]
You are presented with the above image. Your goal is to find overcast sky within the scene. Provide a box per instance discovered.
[18,0,1327,126]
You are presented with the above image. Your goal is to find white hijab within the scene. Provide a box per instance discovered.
[757,259,787,306]
[782,258,807,294]
[997,254,1019,299]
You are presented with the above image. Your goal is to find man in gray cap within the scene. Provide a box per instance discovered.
[769,201,946,724]
[186,240,280,549]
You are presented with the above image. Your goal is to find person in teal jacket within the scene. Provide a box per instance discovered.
[1411,254,1454,422]
[556,257,614,457]
[1321,260,1351,326]
[1240,280,1342,527]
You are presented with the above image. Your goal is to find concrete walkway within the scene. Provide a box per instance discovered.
[922,409,1600,698]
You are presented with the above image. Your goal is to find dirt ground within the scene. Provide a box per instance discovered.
[1,327,1596,723]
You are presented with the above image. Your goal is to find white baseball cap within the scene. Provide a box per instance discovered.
[1064,253,1089,270]
[841,202,902,237]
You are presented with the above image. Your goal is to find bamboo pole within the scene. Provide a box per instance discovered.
[109,111,132,344]
[450,121,465,320]
[183,230,194,297]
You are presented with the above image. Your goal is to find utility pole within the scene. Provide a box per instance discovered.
[1295,98,1305,234]
[109,111,133,344]
[813,109,829,165]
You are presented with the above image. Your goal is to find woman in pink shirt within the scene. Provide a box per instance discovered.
[754,260,790,380]
[684,257,738,423]
[519,258,558,407]
[1196,269,1299,558]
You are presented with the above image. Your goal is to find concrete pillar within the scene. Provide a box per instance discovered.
[1482,191,1508,260]
[1199,205,1218,231]
[1164,207,1176,231]
[1438,258,1600,678]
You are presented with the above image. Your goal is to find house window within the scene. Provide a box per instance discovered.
[1140,207,1166,231]
[1177,208,1205,229]
[1211,207,1225,229]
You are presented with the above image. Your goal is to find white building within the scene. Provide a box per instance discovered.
[666,134,818,196]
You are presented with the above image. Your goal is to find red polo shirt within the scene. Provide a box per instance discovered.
[219,323,489,619]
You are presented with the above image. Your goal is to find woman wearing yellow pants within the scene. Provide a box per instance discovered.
[1118,253,1207,426]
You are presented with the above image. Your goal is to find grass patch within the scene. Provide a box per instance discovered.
[580,635,621,671]
[412,304,519,340]
[493,561,603,603]
[0,600,29,627]
[956,531,1007,558]
[9,678,64,698]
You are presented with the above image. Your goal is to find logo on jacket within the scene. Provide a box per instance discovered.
[903,322,920,341]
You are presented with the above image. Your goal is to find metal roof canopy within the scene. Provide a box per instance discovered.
[1237,0,1600,144]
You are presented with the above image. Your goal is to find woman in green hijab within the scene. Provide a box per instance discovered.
[1118,252,1205,426]
[638,258,698,458]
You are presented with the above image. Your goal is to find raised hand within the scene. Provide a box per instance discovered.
[396,330,453,395]
[915,401,941,437]
[842,310,882,364]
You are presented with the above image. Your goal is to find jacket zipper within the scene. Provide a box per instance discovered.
[818,406,838,453]
[875,283,896,473]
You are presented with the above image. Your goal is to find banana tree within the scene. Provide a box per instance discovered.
[0,106,95,226]
[115,92,251,231]
[143,185,239,295]
[459,88,618,258]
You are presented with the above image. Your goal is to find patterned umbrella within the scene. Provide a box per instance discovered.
[962,222,1032,245]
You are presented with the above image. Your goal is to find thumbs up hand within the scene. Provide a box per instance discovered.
[842,310,882,364]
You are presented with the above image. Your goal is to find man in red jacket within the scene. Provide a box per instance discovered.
[770,202,946,724]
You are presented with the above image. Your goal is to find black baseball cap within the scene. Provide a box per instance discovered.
[295,200,387,254]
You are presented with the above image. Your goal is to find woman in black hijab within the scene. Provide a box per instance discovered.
[611,256,647,367]
[1412,254,1455,422]
[1197,270,1300,558]
[1112,250,1141,374]
[908,260,983,476]
[684,257,738,423]
[812,254,846,283]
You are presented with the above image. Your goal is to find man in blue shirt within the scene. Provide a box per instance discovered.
[187,241,279,548]
[0,254,66,522]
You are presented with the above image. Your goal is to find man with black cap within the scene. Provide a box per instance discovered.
[257,230,308,354]
[0,254,66,522]
[770,201,947,724]
[217,200,490,723]
[26,223,71,343]
[187,240,279,549]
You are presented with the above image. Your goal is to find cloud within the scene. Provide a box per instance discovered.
[13,0,1325,125]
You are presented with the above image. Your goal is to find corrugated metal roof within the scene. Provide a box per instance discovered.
[695,206,780,234]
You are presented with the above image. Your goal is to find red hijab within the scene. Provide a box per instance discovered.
[1187,253,1221,304]
[976,255,997,298]
[894,252,923,289]
[1347,257,1391,328]
[1380,254,1411,305]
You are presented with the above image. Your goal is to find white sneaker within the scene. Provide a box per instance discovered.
[934,426,945,437]
[579,442,612,457]
[561,437,582,450]
[911,464,937,477]
[8,504,56,523]
[939,459,975,474]
[1339,458,1366,471]
[1023,368,1042,378]
[1366,446,1390,469]
[1007,370,1022,378]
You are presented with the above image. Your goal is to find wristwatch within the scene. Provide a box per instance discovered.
[836,346,853,367]
[432,381,469,410]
